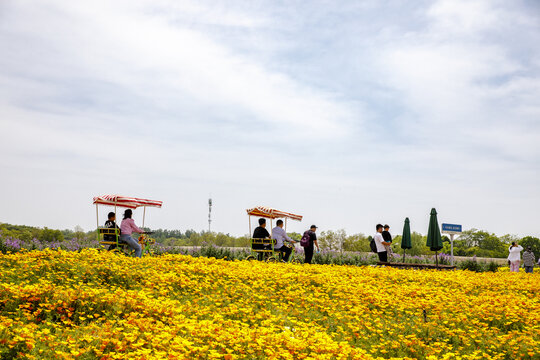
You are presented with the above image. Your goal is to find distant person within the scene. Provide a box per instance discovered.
[374,224,392,263]
[272,219,294,262]
[302,225,320,264]
[104,212,121,251]
[252,218,271,260]
[507,242,524,272]
[382,224,393,260]
[120,209,144,258]
[522,247,535,274]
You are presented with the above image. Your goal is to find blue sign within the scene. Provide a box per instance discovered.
[442,223,462,233]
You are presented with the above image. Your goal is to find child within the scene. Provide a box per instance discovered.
[382,224,393,260]
[104,212,120,250]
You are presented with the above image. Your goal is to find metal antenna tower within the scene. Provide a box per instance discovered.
[208,198,212,232]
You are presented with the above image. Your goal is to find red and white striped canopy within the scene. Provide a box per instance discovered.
[93,195,163,209]
[246,206,302,221]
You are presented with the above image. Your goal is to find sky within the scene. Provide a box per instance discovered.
[1,0,539,238]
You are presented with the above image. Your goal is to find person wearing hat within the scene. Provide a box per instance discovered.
[304,225,320,264]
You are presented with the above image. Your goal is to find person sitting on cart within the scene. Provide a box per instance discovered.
[252,218,272,258]
[104,212,121,251]
[272,219,294,262]
[120,209,144,258]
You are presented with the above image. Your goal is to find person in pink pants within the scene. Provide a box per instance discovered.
[507,242,523,272]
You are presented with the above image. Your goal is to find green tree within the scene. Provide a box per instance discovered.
[287,232,302,241]
[519,236,540,257]
[73,225,85,241]
[343,233,369,252]
[40,228,64,242]
[318,230,347,252]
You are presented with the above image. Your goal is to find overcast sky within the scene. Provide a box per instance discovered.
[1,0,539,238]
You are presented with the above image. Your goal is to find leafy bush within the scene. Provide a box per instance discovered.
[459,259,484,272]
[486,261,501,272]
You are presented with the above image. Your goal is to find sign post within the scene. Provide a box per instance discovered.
[441,223,462,266]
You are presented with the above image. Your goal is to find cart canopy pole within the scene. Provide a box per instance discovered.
[115,203,118,242]
[142,207,146,229]
[95,204,99,241]
[249,216,252,238]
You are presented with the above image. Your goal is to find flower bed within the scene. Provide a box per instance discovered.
[0,249,537,359]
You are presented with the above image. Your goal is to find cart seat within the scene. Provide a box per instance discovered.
[251,238,275,252]
[98,227,124,246]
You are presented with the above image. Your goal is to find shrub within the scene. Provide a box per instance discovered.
[486,261,500,272]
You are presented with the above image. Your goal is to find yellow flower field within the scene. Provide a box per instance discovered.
[0,249,538,360]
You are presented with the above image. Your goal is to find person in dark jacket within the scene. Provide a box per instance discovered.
[304,225,320,264]
[382,224,393,260]
[252,218,271,260]
[374,224,392,262]
[104,212,121,250]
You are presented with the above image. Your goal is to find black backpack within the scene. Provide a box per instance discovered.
[369,238,378,253]
[300,231,311,247]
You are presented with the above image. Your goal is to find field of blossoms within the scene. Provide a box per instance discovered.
[0,249,538,360]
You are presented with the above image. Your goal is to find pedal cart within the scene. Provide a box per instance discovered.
[93,195,163,256]
[245,206,302,262]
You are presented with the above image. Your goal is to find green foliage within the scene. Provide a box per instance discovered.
[39,228,64,242]
[392,232,432,256]
[450,229,517,258]
[486,261,500,272]
[1,222,537,261]
[459,259,483,272]
[288,232,302,241]
[344,233,370,252]
[519,236,540,256]
[0,223,64,243]
[458,259,500,273]
[318,230,346,252]
[317,230,370,253]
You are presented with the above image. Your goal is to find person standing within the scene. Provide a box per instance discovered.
[522,247,536,274]
[374,224,392,263]
[303,225,320,264]
[272,219,294,262]
[120,209,144,258]
[507,242,524,272]
[381,224,393,260]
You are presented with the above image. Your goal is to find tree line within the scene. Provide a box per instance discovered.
[1,222,539,258]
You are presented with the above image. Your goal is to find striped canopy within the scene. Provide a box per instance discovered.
[93,195,163,209]
[246,206,302,221]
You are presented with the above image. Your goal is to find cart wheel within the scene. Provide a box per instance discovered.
[266,256,278,263]
[246,255,256,261]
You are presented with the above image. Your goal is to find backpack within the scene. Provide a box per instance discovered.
[369,237,378,253]
[300,231,311,247]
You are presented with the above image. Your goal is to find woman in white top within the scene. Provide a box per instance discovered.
[508,242,524,272]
